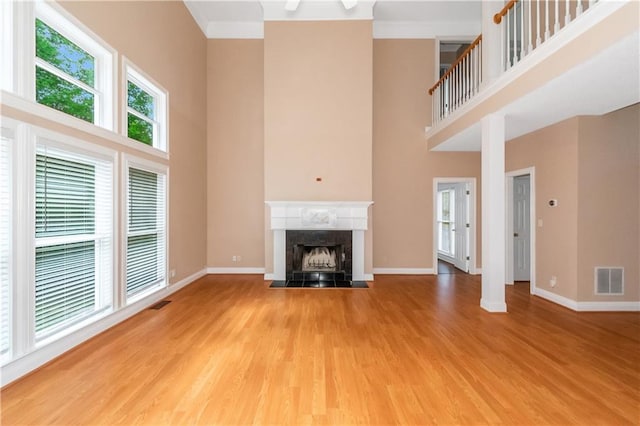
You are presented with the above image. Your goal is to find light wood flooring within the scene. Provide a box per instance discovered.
[2,274,639,425]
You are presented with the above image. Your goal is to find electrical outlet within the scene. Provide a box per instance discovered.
[237,255,241,262]
[550,276,557,287]
[232,256,237,262]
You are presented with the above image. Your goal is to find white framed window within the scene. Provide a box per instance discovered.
[123,59,168,152]
[437,189,455,256]
[0,126,14,363]
[33,136,115,342]
[123,156,167,303]
[6,0,116,130]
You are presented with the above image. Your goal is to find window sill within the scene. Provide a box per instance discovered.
[0,90,169,161]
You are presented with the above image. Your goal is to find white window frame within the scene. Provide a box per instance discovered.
[0,121,16,365]
[17,125,117,349]
[7,0,116,131]
[122,154,168,305]
[122,58,169,153]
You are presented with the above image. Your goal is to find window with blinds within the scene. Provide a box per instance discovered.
[126,166,166,298]
[34,146,112,339]
[1,131,12,361]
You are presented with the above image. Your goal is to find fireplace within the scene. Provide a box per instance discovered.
[286,230,352,284]
[266,201,373,284]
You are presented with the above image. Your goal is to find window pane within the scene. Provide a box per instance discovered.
[36,67,94,123]
[129,168,157,232]
[36,154,95,238]
[35,241,95,334]
[127,234,160,295]
[35,19,94,86]
[127,81,154,119]
[127,113,153,146]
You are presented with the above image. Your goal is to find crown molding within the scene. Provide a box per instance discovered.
[373,20,481,39]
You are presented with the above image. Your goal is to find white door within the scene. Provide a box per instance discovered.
[513,175,530,281]
[453,183,469,272]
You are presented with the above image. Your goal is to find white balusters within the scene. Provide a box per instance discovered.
[545,0,550,40]
[565,0,571,26]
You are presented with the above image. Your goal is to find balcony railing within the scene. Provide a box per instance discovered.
[496,0,599,70]
[428,35,483,126]
[429,0,599,126]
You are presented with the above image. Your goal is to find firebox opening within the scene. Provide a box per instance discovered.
[299,245,345,272]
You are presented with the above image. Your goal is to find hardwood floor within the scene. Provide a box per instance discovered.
[2,274,639,425]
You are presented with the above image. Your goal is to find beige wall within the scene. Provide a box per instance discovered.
[373,39,482,270]
[263,20,374,275]
[207,40,265,268]
[507,106,640,302]
[507,118,580,300]
[58,1,208,282]
[577,104,640,302]
[263,20,373,201]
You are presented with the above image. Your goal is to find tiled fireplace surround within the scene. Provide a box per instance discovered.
[266,201,372,282]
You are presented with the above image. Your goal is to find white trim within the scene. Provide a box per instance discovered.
[373,268,435,275]
[575,301,640,312]
[264,273,275,280]
[0,268,206,387]
[432,177,477,275]
[373,21,481,40]
[472,268,482,275]
[363,273,374,281]
[534,287,640,311]
[2,90,169,161]
[207,267,266,274]
[506,167,536,294]
[207,22,264,39]
[480,299,508,313]
[533,287,579,310]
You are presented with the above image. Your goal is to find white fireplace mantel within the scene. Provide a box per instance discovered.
[265,201,373,281]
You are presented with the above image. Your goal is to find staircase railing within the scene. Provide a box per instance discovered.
[496,0,599,70]
[428,34,483,126]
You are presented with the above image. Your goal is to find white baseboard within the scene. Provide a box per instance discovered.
[533,288,579,310]
[534,288,640,311]
[472,268,482,275]
[373,268,435,275]
[575,301,640,312]
[363,273,374,281]
[206,267,265,274]
[1,268,207,387]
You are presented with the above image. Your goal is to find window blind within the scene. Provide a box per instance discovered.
[126,167,165,297]
[0,134,11,358]
[34,150,112,338]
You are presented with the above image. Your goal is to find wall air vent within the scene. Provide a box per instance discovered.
[595,267,624,295]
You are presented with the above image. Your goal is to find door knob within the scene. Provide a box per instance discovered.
[514,232,519,237]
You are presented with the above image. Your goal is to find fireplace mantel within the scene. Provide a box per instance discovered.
[266,201,372,231]
[266,201,373,281]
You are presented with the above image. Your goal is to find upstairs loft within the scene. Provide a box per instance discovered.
[426,0,640,151]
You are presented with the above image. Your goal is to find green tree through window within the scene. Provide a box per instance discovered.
[127,81,155,145]
[35,19,95,122]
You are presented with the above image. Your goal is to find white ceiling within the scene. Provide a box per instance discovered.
[184,0,482,38]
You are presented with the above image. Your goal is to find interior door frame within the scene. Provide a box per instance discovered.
[432,177,477,275]
[506,167,536,294]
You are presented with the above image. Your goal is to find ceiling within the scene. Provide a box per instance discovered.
[183,0,482,39]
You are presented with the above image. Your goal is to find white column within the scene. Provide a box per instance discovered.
[352,230,365,281]
[481,114,507,312]
[482,0,503,86]
[273,229,286,280]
